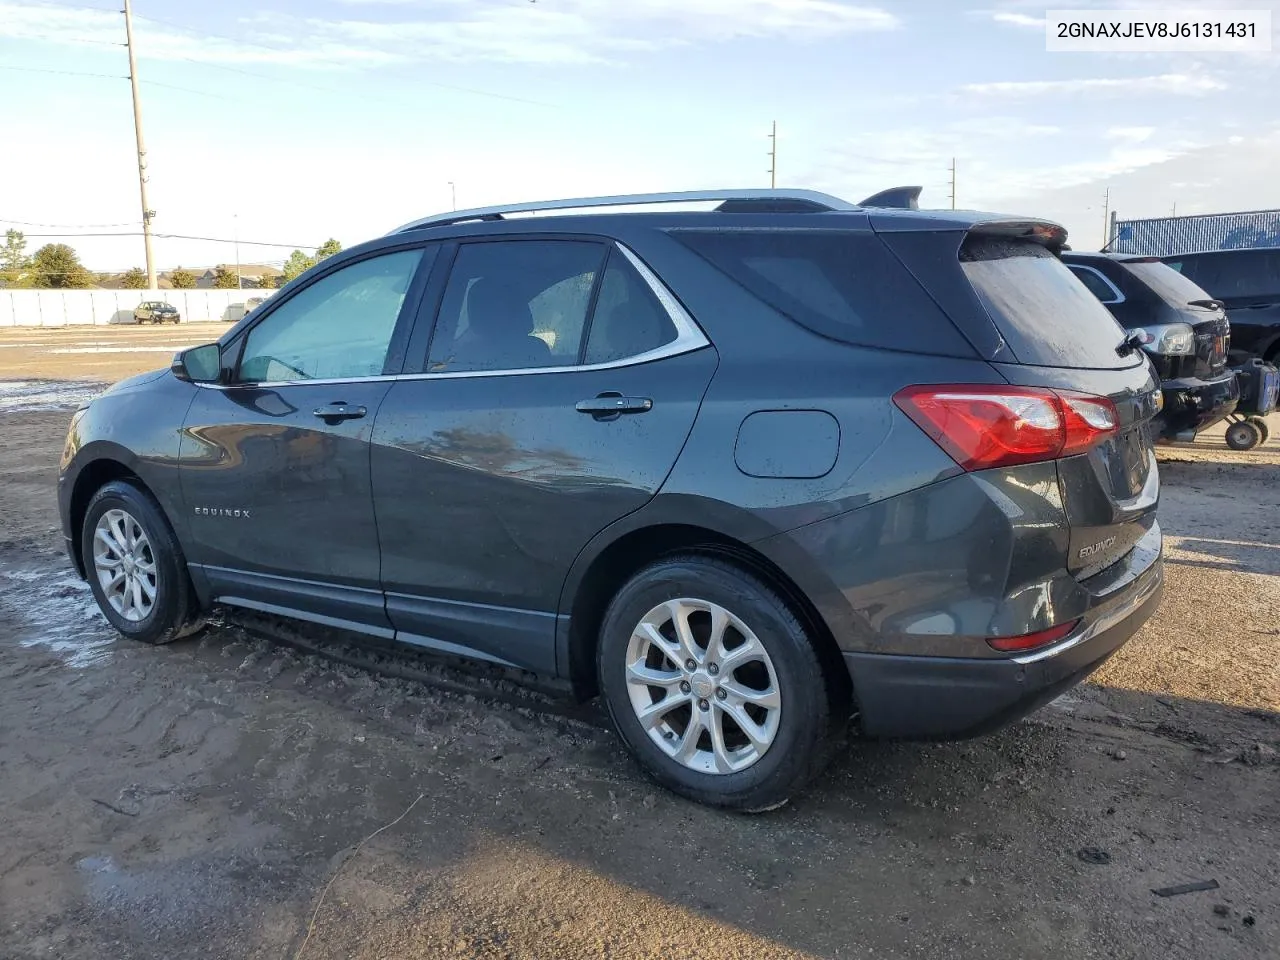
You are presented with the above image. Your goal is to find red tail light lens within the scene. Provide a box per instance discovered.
[893,384,1118,471]
[987,619,1080,653]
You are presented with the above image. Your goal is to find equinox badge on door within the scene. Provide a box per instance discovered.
[194,506,251,519]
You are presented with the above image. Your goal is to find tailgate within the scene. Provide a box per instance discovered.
[994,360,1162,578]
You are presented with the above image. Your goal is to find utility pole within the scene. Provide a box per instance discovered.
[448,181,456,211]
[948,157,957,209]
[122,0,156,289]
[234,213,242,290]
[1171,201,1177,217]
[767,121,777,188]
[1101,187,1111,248]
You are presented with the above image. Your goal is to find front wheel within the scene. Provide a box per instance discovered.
[597,555,846,811]
[82,480,204,644]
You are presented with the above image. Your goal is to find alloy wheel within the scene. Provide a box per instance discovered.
[624,598,782,775]
[92,508,158,622]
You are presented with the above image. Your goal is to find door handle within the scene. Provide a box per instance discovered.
[313,402,367,423]
[575,394,653,420]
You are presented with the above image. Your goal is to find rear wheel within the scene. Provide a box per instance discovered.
[1246,417,1270,444]
[1226,419,1263,451]
[597,555,845,811]
[82,480,204,645]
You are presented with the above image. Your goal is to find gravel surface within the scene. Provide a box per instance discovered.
[0,332,1276,959]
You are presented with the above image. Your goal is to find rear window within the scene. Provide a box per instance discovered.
[672,229,975,356]
[961,237,1135,369]
[1122,260,1215,307]
[1165,250,1280,300]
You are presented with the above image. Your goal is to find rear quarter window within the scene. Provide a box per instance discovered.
[671,229,976,357]
[961,237,1136,369]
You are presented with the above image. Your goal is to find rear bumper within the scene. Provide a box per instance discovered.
[1156,371,1239,438]
[844,548,1163,740]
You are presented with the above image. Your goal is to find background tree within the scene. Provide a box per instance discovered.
[211,265,240,289]
[30,244,94,288]
[281,249,315,283]
[315,238,342,260]
[1,229,32,287]
[280,239,342,283]
[120,267,148,289]
[169,267,197,289]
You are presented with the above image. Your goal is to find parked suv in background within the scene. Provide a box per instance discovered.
[133,301,181,324]
[1161,248,1280,364]
[58,189,1164,810]
[1063,252,1238,440]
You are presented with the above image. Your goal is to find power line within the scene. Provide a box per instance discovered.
[1,33,123,46]
[19,232,320,249]
[2,217,140,228]
[0,65,124,80]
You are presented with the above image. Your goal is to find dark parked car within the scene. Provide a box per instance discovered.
[1062,252,1238,440]
[58,189,1164,810]
[133,301,181,324]
[1162,248,1280,364]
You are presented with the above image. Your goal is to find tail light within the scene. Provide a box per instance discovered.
[893,384,1118,471]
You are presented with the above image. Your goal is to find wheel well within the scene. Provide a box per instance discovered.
[68,459,145,575]
[566,523,851,704]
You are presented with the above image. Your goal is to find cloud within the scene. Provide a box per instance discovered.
[960,73,1228,98]
[1107,126,1156,142]
[286,0,902,66]
[0,0,901,71]
[991,12,1044,28]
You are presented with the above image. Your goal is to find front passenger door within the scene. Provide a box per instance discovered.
[178,246,433,634]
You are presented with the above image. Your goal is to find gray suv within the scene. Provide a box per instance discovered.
[57,189,1164,810]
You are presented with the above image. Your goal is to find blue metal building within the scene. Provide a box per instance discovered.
[1110,208,1280,257]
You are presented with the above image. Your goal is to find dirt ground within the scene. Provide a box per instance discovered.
[1,325,1277,960]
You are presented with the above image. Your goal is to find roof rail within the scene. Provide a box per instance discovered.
[389,188,859,234]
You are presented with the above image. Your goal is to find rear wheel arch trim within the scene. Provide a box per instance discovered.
[558,516,850,705]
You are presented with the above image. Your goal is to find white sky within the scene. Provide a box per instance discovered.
[1,0,1278,270]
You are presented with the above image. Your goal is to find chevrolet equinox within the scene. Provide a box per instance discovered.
[58,189,1165,810]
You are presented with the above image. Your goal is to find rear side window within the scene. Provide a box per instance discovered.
[426,240,606,373]
[961,237,1133,369]
[584,251,678,364]
[672,229,975,356]
[1121,261,1214,306]
[1067,265,1121,303]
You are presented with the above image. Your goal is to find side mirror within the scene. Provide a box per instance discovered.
[172,343,223,383]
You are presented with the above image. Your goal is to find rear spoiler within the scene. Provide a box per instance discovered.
[858,186,922,210]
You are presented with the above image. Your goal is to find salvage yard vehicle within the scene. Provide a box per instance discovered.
[1062,251,1238,441]
[57,189,1164,810]
[1162,247,1280,364]
[132,300,181,324]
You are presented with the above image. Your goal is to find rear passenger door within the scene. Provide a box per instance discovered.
[370,237,717,673]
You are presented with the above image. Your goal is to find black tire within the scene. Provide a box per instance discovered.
[1246,417,1270,444]
[597,554,846,812]
[81,480,204,645]
[1225,420,1263,451]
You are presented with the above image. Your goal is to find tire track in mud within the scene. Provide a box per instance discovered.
[1,553,610,738]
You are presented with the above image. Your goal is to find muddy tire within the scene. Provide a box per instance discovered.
[597,555,846,812]
[81,480,204,645]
